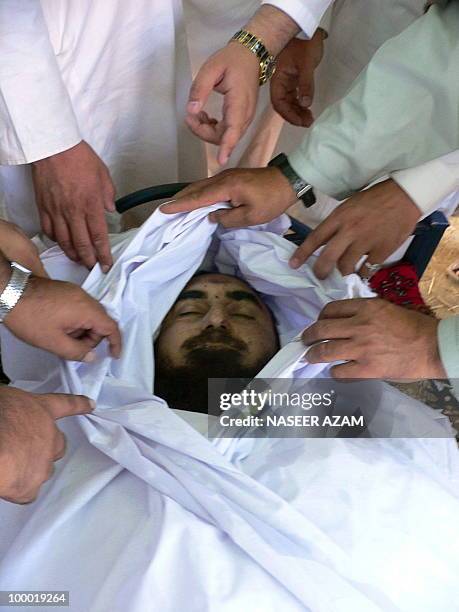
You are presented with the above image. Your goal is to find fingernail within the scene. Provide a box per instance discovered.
[102,265,110,274]
[187,101,201,113]
[219,154,229,166]
[289,258,300,269]
[299,96,312,108]
[88,399,96,409]
[83,351,96,363]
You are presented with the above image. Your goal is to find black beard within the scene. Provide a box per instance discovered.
[154,346,271,414]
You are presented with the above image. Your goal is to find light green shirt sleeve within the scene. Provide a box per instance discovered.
[288,2,459,200]
[438,316,459,399]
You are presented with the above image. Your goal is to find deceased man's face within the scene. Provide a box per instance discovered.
[154,273,279,412]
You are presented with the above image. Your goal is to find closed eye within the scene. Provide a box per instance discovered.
[232,313,255,320]
[178,311,203,317]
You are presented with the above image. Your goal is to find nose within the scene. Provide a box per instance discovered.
[202,305,229,329]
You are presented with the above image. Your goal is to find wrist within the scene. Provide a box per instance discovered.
[387,178,421,221]
[245,6,300,56]
[0,263,33,325]
[31,140,84,168]
[269,167,298,208]
[268,153,316,207]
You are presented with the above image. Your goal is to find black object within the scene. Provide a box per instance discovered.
[268,153,316,208]
[116,182,190,213]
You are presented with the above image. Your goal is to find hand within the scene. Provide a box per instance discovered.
[270,31,326,127]
[161,167,297,227]
[0,220,47,277]
[0,387,94,504]
[4,275,122,362]
[289,179,421,278]
[31,141,116,272]
[186,5,299,166]
[186,43,261,166]
[302,298,447,380]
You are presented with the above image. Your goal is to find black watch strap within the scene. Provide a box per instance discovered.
[268,153,316,208]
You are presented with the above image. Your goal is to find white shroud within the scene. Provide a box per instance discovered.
[0,207,458,612]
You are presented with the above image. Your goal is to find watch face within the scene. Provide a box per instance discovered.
[293,178,308,195]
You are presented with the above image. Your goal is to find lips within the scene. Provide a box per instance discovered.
[183,329,247,352]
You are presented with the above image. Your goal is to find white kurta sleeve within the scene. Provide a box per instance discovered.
[261,0,334,37]
[287,2,459,199]
[391,151,459,217]
[0,1,82,165]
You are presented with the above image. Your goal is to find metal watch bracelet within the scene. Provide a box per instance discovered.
[230,29,276,85]
[0,262,32,323]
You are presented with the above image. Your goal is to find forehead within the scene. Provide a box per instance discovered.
[182,274,257,296]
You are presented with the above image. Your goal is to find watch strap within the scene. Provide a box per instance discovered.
[0,262,31,322]
[268,153,316,208]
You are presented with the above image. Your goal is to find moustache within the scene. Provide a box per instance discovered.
[182,328,247,353]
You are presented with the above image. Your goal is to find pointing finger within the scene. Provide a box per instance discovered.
[218,90,250,165]
[289,219,340,270]
[313,233,352,279]
[187,60,223,115]
[161,183,232,214]
[318,299,365,320]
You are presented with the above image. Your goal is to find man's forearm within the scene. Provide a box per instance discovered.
[244,5,300,56]
[261,1,334,39]
[287,2,459,199]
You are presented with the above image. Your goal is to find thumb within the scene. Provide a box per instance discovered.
[26,257,49,279]
[35,393,96,419]
[103,176,117,213]
[298,67,315,109]
[209,207,248,229]
[104,198,116,214]
[187,61,222,114]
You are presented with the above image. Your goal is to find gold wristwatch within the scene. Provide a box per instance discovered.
[230,29,276,86]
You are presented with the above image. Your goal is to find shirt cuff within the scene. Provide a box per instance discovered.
[391,157,459,217]
[318,5,333,34]
[261,0,332,38]
[438,317,459,398]
[296,6,332,39]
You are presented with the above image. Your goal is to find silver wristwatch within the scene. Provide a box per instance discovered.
[0,261,32,322]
